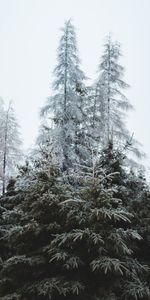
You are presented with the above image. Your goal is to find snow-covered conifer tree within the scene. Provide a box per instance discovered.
[40,20,86,172]
[0,100,22,194]
[86,80,107,149]
[94,34,132,147]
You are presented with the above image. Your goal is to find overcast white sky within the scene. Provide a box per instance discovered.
[0,0,150,174]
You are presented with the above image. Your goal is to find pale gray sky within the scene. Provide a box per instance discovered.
[0,0,150,174]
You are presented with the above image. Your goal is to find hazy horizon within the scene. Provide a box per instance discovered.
[0,0,150,176]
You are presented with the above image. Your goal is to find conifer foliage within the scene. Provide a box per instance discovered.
[39,22,142,174]
[0,20,150,300]
[0,99,22,195]
[87,34,140,154]
[0,149,149,300]
[40,20,86,171]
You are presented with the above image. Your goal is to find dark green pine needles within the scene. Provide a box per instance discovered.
[0,151,150,300]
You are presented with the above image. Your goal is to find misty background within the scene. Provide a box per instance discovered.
[0,0,150,176]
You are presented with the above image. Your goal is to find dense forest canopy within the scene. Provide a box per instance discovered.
[0,20,150,300]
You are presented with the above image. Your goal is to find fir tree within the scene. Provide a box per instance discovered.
[0,157,69,299]
[88,34,135,153]
[40,20,86,172]
[0,100,22,195]
[0,149,149,300]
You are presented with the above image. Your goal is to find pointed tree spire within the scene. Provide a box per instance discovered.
[97,34,132,145]
[39,19,86,172]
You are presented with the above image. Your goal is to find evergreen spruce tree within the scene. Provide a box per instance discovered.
[0,21,149,300]
[88,35,141,155]
[124,170,150,288]
[83,35,143,170]
[93,143,150,292]
[0,156,69,299]
[40,20,86,172]
[0,148,149,300]
[86,79,107,148]
[0,100,22,195]
[97,34,132,146]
